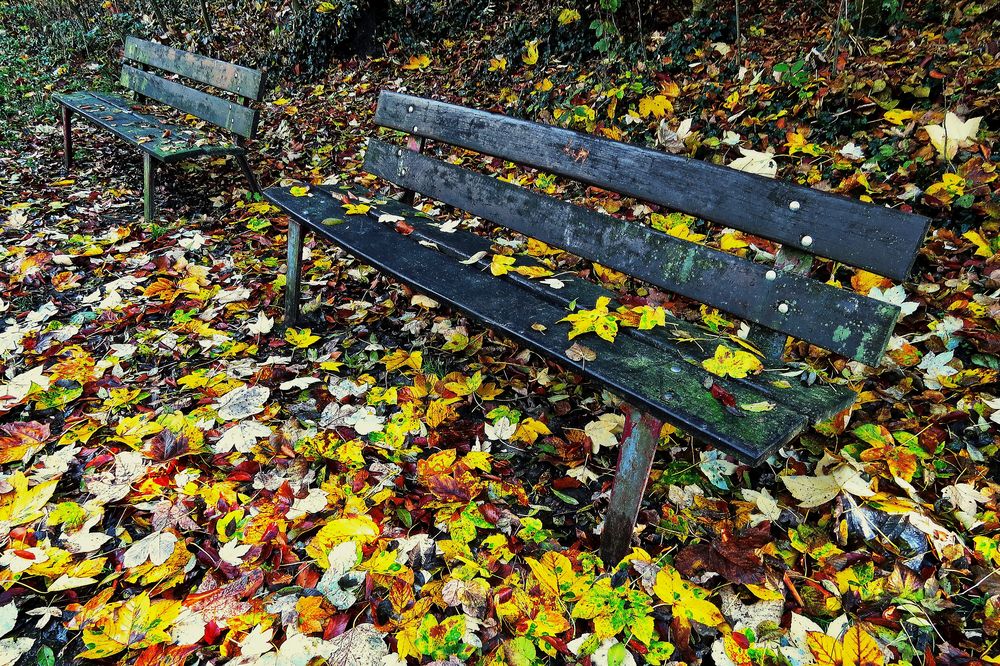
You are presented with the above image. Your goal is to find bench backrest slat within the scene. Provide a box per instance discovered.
[374,91,929,282]
[125,37,266,101]
[120,65,259,138]
[365,138,899,366]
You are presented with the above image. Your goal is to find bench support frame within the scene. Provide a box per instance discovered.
[235,154,261,194]
[143,153,157,225]
[61,106,74,174]
[600,405,664,565]
[285,220,305,326]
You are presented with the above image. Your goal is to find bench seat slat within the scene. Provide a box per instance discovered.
[125,37,265,101]
[54,91,245,162]
[265,184,814,464]
[120,65,259,138]
[365,139,900,366]
[358,191,856,424]
[374,91,929,282]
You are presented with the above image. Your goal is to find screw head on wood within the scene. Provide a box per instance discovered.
[777,302,790,314]
[789,200,801,211]
[801,235,814,247]
[765,269,777,280]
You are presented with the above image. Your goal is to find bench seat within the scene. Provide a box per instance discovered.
[54,91,245,163]
[265,184,856,465]
[56,38,265,223]
[266,91,928,563]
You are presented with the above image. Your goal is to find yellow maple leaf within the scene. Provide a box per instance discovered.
[425,398,457,427]
[289,185,310,197]
[526,550,576,598]
[513,264,553,278]
[0,473,59,527]
[488,57,507,72]
[525,238,560,256]
[344,203,371,215]
[720,231,749,251]
[306,516,380,566]
[883,108,914,125]
[490,254,515,276]
[850,269,893,295]
[653,565,725,627]
[402,54,431,70]
[963,230,996,257]
[285,327,320,349]
[382,349,423,372]
[112,414,164,448]
[559,297,620,343]
[666,222,707,243]
[558,8,581,24]
[511,417,551,445]
[639,95,672,119]
[808,625,884,666]
[77,592,181,659]
[925,172,967,203]
[523,40,539,65]
[702,344,763,379]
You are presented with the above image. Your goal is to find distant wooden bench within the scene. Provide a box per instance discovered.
[54,37,266,224]
[265,92,929,563]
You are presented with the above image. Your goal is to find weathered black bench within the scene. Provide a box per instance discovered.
[265,92,929,563]
[55,37,266,224]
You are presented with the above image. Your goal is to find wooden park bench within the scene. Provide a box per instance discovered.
[55,37,266,224]
[265,92,929,564]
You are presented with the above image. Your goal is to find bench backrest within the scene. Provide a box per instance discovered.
[365,92,930,367]
[120,37,265,140]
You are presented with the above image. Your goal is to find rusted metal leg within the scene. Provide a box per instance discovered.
[284,219,304,326]
[143,153,157,225]
[235,154,261,193]
[600,405,664,565]
[61,106,73,173]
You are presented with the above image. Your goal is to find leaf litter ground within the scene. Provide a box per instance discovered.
[0,2,999,665]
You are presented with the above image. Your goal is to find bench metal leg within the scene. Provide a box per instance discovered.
[143,153,157,225]
[235,154,261,193]
[600,404,664,565]
[61,106,73,173]
[284,219,304,326]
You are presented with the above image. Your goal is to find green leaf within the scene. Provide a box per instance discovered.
[36,646,55,666]
[608,642,628,666]
[504,637,537,666]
